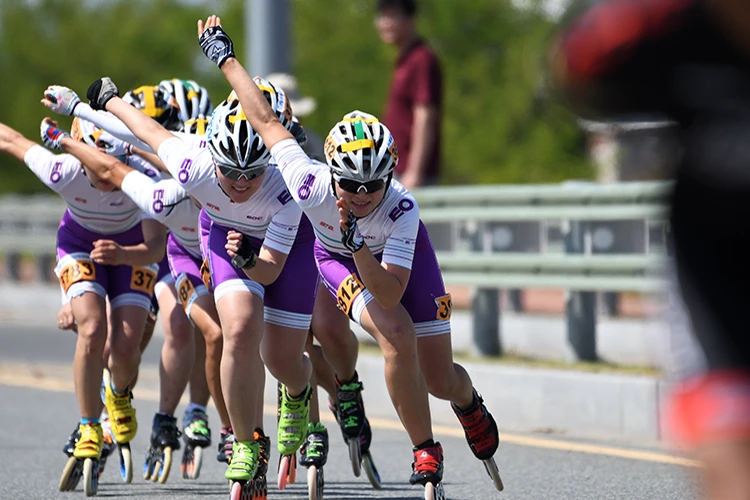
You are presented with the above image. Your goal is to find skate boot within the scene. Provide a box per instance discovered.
[332,373,367,478]
[58,424,83,492]
[226,440,260,482]
[217,427,235,464]
[278,383,312,455]
[300,422,328,499]
[410,441,446,499]
[181,408,211,480]
[299,422,329,468]
[61,423,103,496]
[277,383,312,490]
[102,369,137,484]
[143,413,181,484]
[451,388,503,490]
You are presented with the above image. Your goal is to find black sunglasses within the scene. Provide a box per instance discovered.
[338,177,387,194]
[217,164,266,181]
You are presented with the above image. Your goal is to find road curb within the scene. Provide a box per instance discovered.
[314,354,666,442]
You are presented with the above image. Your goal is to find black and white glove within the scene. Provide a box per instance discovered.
[40,119,71,151]
[230,233,258,270]
[341,210,365,253]
[199,25,236,68]
[86,77,119,111]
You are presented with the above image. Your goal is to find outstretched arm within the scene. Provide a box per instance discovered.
[0,122,39,162]
[84,79,175,155]
[197,15,293,149]
[57,130,134,188]
[42,85,154,153]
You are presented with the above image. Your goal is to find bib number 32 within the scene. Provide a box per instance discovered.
[337,273,365,318]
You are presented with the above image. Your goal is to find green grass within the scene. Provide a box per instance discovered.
[357,342,662,377]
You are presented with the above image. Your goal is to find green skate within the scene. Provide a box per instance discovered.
[224,440,260,482]
[277,384,312,456]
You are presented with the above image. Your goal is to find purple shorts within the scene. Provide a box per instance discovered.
[316,221,452,337]
[167,232,209,318]
[55,210,159,311]
[199,209,317,330]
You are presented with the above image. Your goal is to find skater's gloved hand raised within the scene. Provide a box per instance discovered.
[87,77,119,111]
[42,85,81,116]
[40,118,71,151]
[197,16,235,68]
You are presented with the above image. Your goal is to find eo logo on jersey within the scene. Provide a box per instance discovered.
[152,189,165,213]
[388,199,414,222]
[178,158,193,183]
[50,161,63,183]
[298,173,316,200]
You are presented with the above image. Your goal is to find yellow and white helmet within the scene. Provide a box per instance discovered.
[158,78,213,135]
[325,111,399,182]
[123,85,182,132]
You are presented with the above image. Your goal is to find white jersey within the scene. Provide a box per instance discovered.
[120,172,201,257]
[25,145,144,234]
[157,137,301,254]
[270,139,419,269]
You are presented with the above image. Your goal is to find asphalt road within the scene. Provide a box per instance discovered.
[0,323,701,500]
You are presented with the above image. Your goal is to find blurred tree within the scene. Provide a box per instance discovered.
[0,0,590,194]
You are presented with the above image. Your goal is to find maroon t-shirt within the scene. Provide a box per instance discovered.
[383,39,443,177]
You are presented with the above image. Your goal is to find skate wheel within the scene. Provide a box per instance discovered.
[83,458,99,497]
[483,457,504,491]
[361,452,381,490]
[143,450,155,480]
[288,453,297,484]
[156,446,172,484]
[307,465,324,500]
[424,481,445,500]
[119,443,133,484]
[277,455,291,490]
[59,456,83,491]
[230,480,243,500]
[190,445,203,480]
[348,438,361,477]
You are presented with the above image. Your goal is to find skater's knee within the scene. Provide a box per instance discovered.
[165,312,193,349]
[378,321,417,359]
[76,314,107,343]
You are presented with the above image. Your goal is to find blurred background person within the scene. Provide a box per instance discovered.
[376,0,443,189]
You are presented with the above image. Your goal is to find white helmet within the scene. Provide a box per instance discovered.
[251,76,294,131]
[158,78,213,134]
[206,98,269,173]
[325,112,399,182]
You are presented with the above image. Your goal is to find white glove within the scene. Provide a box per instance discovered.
[97,130,132,157]
[42,85,81,116]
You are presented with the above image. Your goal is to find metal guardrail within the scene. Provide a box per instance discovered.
[0,182,673,362]
[412,180,673,361]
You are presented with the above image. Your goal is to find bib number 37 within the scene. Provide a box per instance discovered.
[130,267,157,295]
